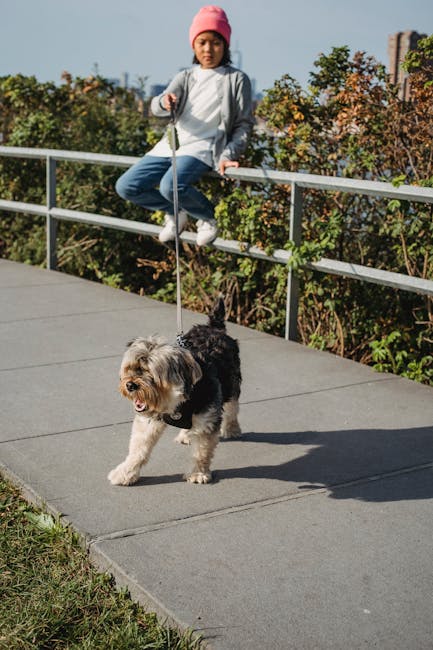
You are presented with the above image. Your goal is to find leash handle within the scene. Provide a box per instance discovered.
[169,96,176,123]
[168,97,183,338]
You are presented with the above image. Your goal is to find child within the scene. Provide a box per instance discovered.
[115,5,254,246]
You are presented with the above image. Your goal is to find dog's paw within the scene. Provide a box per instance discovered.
[220,423,242,439]
[185,471,212,484]
[108,463,140,486]
[174,429,191,445]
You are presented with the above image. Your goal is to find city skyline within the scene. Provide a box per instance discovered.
[2,0,433,94]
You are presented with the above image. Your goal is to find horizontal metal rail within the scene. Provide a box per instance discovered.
[3,145,433,203]
[1,146,433,340]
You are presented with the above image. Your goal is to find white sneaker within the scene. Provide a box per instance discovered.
[158,210,188,243]
[196,219,219,246]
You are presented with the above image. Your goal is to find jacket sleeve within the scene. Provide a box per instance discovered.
[220,72,254,162]
[150,70,188,117]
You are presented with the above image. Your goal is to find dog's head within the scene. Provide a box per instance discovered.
[119,336,202,415]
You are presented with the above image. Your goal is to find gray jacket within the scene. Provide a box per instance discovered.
[150,65,254,170]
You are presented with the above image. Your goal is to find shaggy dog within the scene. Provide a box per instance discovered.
[108,298,241,485]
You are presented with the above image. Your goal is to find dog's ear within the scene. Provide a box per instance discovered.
[126,336,164,351]
[126,336,148,348]
[177,352,202,399]
[184,350,202,385]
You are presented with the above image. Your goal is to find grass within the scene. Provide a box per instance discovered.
[0,474,202,650]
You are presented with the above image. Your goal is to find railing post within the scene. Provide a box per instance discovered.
[285,181,303,341]
[46,155,57,270]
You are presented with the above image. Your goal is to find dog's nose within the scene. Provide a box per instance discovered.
[126,381,138,392]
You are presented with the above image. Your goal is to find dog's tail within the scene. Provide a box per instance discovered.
[208,296,226,330]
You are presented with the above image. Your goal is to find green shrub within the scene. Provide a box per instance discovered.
[1,37,432,384]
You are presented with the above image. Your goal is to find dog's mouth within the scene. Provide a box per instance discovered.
[134,399,148,413]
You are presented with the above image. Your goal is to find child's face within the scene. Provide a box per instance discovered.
[193,31,225,68]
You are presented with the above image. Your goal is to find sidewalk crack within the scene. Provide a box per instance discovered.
[90,460,433,545]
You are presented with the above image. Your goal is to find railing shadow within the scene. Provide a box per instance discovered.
[216,426,433,502]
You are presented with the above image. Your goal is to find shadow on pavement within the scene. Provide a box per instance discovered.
[215,426,433,502]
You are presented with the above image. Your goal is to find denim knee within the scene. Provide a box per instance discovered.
[115,174,134,201]
[160,176,193,204]
[159,175,174,203]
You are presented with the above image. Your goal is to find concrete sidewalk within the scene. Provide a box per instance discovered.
[1,258,433,649]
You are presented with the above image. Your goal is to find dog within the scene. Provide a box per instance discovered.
[108,297,242,485]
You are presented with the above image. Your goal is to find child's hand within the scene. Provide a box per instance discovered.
[163,93,178,111]
[219,160,239,175]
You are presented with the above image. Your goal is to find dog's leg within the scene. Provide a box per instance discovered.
[186,428,220,484]
[108,416,166,485]
[174,429,191,445]
[220,399,242,439]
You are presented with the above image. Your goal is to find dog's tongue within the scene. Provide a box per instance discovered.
[134,399,147,412]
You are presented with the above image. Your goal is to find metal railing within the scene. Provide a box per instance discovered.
[1,145,433,340]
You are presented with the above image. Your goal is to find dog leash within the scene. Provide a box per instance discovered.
[168,99,185,345]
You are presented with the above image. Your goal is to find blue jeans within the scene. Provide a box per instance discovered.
[115,155,215,222]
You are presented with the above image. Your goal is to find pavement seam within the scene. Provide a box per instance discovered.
[0,280,81,290]
[89,460,433,545]
[0,420,132,444]
[0,354,119,373]
[0,304,170,325]
[240,376,399,406]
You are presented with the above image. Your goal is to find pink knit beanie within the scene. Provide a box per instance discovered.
[189,5,231,47]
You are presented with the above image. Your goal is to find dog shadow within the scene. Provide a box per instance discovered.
[216,425,433,503]
[129,473,185,487]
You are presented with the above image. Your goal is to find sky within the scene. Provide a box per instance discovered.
[2,0,433,96]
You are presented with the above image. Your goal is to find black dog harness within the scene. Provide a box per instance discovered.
[162,402,194,429]
[159,334,195,428]
[161,341,221,430]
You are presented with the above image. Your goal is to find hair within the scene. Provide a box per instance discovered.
[192,31,232,66]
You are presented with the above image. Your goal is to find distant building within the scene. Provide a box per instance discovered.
[232,42,242,71]
[388,30,426,100]
[149,84,167,97]
[250,78,263,103]
[107,72,129,89]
